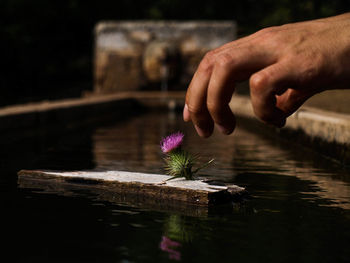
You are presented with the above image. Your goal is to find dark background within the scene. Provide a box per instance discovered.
[1,0,349,106]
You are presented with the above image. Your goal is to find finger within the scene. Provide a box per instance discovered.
[184,27,284,136]
[206,53,237,134]
[185,56,215,137]
[250,62,296,127]
[207,48,276,134]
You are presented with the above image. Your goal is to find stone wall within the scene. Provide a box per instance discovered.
[94,21,236,94]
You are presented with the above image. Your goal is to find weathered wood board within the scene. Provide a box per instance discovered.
[18,170,246,208]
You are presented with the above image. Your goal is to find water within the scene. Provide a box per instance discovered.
[1,111,350,262]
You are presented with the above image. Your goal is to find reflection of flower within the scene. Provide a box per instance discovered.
[160,132,213,181]
[159,236,181,261]
[161,132,184,153]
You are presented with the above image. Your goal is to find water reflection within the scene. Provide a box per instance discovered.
[9,111,350,262]
[160,236,181,261]
[92,112,350,210]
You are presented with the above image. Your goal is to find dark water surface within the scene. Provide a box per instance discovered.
[1,111,350,262]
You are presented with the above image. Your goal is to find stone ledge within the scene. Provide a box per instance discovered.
[288,107,350,145]
[229,95,350,164]
[229,95,350,144]
[0,91,185,134]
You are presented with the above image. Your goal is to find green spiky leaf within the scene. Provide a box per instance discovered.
[164,148,213,181]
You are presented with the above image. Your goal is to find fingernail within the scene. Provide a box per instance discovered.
[217,124,232,135]
[183,104,190,122]
[195,124,209,138]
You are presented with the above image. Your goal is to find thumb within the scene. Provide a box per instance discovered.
[276,88,315,116]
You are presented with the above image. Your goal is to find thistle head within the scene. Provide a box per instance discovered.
[160,132,213,181]
[160,132,184,153]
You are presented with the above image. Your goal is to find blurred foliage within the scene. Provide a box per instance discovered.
[1,0,349,105]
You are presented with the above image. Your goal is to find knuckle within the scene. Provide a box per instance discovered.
[253,26,284,47]
[215,53,233,69]
[250,71,271,92]
[205,50,216,60]
[187,103,204,116]
[255,26,278,38]
[206,101,221,115]
[199,50,216,73]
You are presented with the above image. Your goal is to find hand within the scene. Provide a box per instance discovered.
[184,13,350,137]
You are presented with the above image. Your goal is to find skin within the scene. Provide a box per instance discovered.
[184,13,350,138]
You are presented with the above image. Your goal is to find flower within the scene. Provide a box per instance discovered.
[160,132,184,153]
[160,132,214,181]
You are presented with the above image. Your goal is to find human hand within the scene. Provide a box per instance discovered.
[184,13,350,137]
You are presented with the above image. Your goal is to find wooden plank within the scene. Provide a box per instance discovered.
[17,170,246,208]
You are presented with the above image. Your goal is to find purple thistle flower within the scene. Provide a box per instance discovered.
[161,132,184,153]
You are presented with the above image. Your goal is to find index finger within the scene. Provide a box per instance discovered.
[185,53,216,137]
